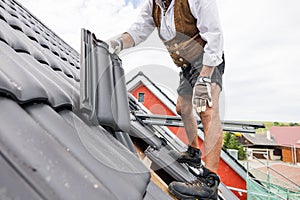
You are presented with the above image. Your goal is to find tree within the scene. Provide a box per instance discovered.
[289,122,299,126]
[223,131,232,149]
[237,145,246,160]
[223,132,246,160]
[274,122,280,126]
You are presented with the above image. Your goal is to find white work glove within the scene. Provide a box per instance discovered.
[109,38,123,54]
[193,76,212,113]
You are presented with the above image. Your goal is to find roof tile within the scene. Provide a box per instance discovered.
[271,126,300,148]
[0,0,157,199]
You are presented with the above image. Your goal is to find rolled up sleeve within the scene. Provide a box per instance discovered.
[190,0,223,67]
[126,0,156,46]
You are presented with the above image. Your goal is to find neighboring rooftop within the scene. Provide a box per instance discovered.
[255,163,300,186]
[242,132,278,146]
[270,126,300,148]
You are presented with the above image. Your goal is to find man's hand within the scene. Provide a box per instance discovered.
[109,38,123,54]
[193,76,213,113]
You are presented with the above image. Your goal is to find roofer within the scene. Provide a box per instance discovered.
[110,0,225,199]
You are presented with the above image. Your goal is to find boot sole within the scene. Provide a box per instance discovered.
[168,186,215,200]
[177,158,201,168]
[169,150,201,168]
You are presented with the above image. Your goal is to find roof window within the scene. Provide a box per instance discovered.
[138,93,145,103]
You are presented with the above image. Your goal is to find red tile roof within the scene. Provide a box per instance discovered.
[255,164,300,190]
[270,126,300,148]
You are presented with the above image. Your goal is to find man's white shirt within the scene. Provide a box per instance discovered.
[127,0,224,67]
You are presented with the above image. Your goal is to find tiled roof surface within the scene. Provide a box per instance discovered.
[0,0,173,199]
[270,126,300,148]
[0,0,80,108]
[0,97,151,199]
[242,133,278,146]
[252,163,300,190]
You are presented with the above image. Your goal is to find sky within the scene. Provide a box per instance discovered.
[17,0,300,123]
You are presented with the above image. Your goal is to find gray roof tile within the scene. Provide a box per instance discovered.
[0,97,116,200]
[0,0,155,199]
[242,133,278,146]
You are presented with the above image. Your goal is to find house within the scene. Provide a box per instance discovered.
[239,128,300,198]
[240,126,300,163]
[240,132,281,160]
[126,71,184,140]
[270,126,300,164]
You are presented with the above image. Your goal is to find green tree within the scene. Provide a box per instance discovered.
[222,131,232,149]
[237,145,246,160]
[223,132,246,160]
[274,122,280,126]
[289,122,299,126]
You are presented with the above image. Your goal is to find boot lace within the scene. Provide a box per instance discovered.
[186,176,207,187]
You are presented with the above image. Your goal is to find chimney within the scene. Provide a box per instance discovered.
[266,130,271,140]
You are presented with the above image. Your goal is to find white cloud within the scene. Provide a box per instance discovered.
[17,0,142,50]
[219,0,300,122]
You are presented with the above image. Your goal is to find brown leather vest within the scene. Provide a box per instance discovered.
[153,0,206,67]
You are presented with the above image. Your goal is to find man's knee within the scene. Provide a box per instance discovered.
[180,104,193,119]
[176,104,192,117]
[176,96,193,118]
[176,103,181,116]
[176,97,182,115]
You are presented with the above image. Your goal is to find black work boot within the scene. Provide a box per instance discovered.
[168,172,220,200]
[170,146,202,168]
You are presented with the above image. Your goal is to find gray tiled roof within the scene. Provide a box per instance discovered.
[0,1,80,108]
[242,133,278,146]
[0,0,173,199]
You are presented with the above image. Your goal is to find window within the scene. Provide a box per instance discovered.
[138,93,144,103]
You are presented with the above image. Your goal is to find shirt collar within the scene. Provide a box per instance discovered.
[155,0,174,11]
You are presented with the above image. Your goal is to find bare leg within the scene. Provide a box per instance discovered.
[176,84,223,172]
[176,95,199,149]
[169,84,222,200]
[199,83,223,172]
